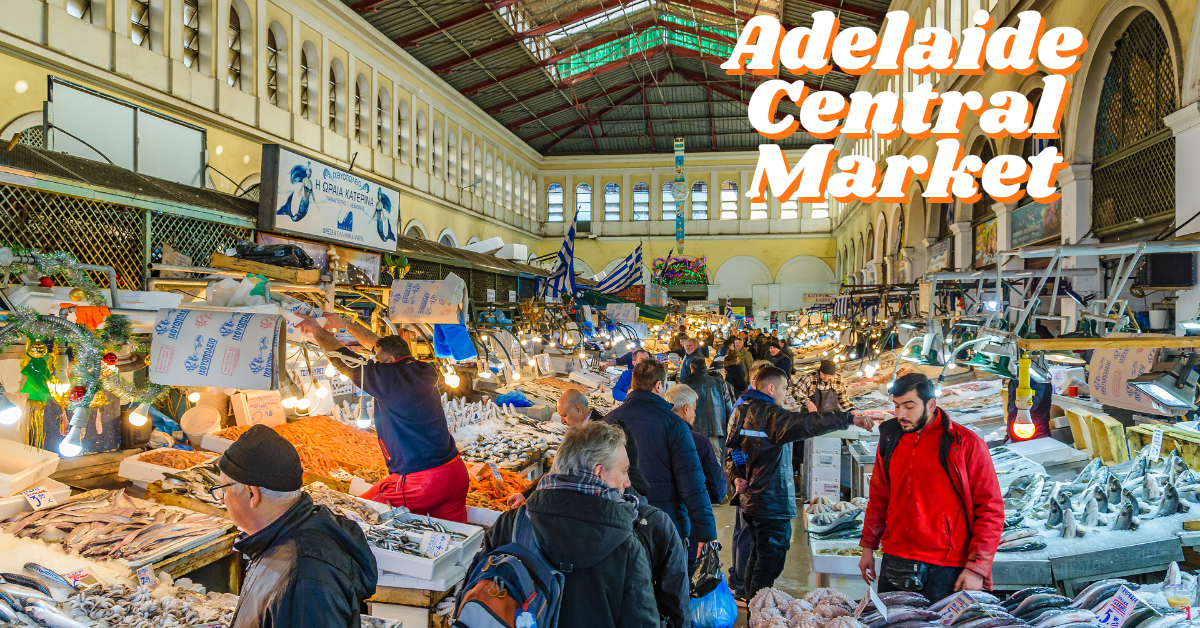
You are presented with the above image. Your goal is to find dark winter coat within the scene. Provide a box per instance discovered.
[230,494,377,628]
[480,488,659,628]
[522,411,651,499]
[691,430,727,505]
[724,389,854,519]
[682,370,734,438]
[632,491,691,628]
[605,390,718,544]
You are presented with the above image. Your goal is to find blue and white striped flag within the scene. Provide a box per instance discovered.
[833,296,850,318]
[726,304,734,318]
[540,208,578,299]
[595,244,643,294]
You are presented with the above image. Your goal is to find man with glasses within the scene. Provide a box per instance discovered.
[214,425,377,628]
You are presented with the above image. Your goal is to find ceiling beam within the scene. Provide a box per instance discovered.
[658,0,755,21]
[504,74,672,129]
[522,85,646,141]
[386,0,521,43]
[429,37,522,73]
[789,0,886,22]
[543,87,648,150]
[520,0,632,39]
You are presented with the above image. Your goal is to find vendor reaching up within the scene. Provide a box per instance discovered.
[297,312,468,523]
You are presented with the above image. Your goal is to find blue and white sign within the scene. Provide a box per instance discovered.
[259,145,401,253]
[148,309,284,391]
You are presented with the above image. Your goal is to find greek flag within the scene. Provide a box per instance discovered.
[833,296,850,317]
[540,209,578,299]
[595,245,643,294]
[726,305,734,318]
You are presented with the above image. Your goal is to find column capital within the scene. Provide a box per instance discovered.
[992,201,1018,216]
[948,221,971,236]
[1058,163,1092,185]
[1165,102,1200,135]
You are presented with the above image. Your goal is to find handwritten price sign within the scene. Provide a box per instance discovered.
[21,487,57,511]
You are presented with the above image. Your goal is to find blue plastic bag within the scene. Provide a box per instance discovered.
[495,390,534,407]
[690,575,737,628]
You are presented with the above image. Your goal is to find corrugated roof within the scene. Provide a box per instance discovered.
[345,0,884,155]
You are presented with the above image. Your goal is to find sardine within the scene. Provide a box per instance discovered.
[1060,509,1085,538]
[1070,579,1136,610]
[0,574,49,597]
[1156,483,1190,517]
[0,599,16,623]
[1111,501,1140,531]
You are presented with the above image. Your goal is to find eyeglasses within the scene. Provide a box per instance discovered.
[209,482,239,501]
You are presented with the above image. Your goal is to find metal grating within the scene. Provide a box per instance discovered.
[0,184,143,290]
[149,211,253,269]
[1092,135,1176,234]
[517,276,536,300]
[496,274,516,301]
[406,259,444,281]
[17,127,43,148]
[470,268,494,302]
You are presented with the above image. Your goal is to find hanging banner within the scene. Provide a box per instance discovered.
[1011,199,1062,248]
[974,219,998,268]
[928,237,953,272]
[258,144,400,253]
[149,309,283,391]
[671,137,687,253]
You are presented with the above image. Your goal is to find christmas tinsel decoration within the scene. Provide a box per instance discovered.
[4,248,109,305]
[652,256,709,285]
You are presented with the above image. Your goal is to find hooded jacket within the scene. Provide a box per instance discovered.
[860,409,1005,589]
[230,494,378,628]
[605,390,718,544]
[682,370,733,438]
[724,389,854,519]
[631,491,691,628]
[480,488,659,628]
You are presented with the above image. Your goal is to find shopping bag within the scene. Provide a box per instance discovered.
[689,575,737,628]
[691,541,724,598]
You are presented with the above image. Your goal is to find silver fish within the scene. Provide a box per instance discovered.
[1111,501,1139,531]
[0,600,16,623]
[1074,458,1103,484]
[1123,489,1149,515]
[1084,499,1105,527]
[1001,528,1040,543]
[1156,483,1190,518]
[0,583,53,605]
[1126,454,1149,484]
[24,603,89,628]
[1107,475,1123,506]
[22,563,75,593]
[1036,610,1097,628]
[1145,473,1163,502]
[1060,509,1085,538]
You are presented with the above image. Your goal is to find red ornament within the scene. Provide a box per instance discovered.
[69,386,86,402]
[102,352,118,366]
[38,277,53,288]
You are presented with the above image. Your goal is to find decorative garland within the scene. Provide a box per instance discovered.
[3,248,110,305]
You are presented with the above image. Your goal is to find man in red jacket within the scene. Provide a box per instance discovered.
[858,373,1004,603]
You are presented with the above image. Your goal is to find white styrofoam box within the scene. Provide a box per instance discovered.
[0,439,59,498]
[199,433,235,454]
[377,563,466,592]
[568,371,603,389]
[495,243,528,261]
[1050,367,1087,395]
[1004,437,1089,466]
[367,602,430,624]
[460,237,505,255]
[118,450,216,485]
[370,535,461,581]
[467,506,501,527]
[809,437,841,454]
[230,390,287,427]
[0,478,72,521]
[806,466,840,500]
[808,449,841,470]
[810,541,880,576]
[5,286,184,313]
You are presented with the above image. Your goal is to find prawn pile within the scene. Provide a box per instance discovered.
[466,467,531,512]
[750,587,863,628]
[136,450,212,470]
[213,416,388,483]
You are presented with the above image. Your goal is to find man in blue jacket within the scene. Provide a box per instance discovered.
[605,359,716,556]
[613,349,650,402]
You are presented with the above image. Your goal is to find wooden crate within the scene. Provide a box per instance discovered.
[145,482,226,517]
[1061,407,1128,464]
[210,253,321,284]
[1127,425,1200,469]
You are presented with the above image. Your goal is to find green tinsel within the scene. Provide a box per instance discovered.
[6,248,108,306]
[19,356,51,403]
[98,315,131,345]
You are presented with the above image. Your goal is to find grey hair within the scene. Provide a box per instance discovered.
[664,383,698,412]
[551,421,626,476]
[234,484,302,501]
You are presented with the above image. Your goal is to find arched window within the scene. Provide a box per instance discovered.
[182,0,200,69]
[396,100,409,163]
[504,165,513,207]
[575,183,592,222]
[691,181,708,219]
[406,225,425,240]
[473,146,482,197]
[750,200,768,220]
[720,180,738,220]
[376,88,390,154]
[493,158,503,201]
[781,199,799,220]
[866,226,876,264]
[632,182,649,221]
[415,109,426,170]
[67,0,93,22]
[299,43,316,121]
[483,153,493,200]
[530,180,538,218]
[460,138,471,189]
[432,121,442,178]
[1092,11,1177,235]
[447,130,457,186]
[266,25,288,108]
[328,59,344,133]
[547,184,564,222]
[812,198,830,219]
[439,233,456,247]
[131,0,150,48]
[353,74,368,145]
[661,182,676,221]
[523,175,530,215]
[227,6,244,90]
[603,183,620,221]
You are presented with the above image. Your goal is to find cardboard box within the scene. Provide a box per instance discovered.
[231,390,287,427]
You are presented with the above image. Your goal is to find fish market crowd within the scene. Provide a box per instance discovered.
[6,320,1200,628]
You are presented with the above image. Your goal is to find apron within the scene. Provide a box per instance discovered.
[811,386,841,412]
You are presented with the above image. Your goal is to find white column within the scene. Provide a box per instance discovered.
[993,201,1021,270]
[290,16,301,114]
[948,221,972,271]
[622,173,631,222]
[255,0,267,99]
[740,170,750,220]
[1166,103,1200,332]
[651,172,660,221]
[709,171,719,220]
[565,174,574,227]
[593,172,602,223]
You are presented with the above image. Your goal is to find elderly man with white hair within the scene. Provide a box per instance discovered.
[664,383,728,562]
[475,422,660,628]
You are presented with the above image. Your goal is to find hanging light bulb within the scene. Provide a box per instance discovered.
[528,357,536,367]
[128,402,150,427]
[864,362,878,378]
[444,366,460,388]
[479,369,493,379]
[316,385,329,398]
[59,407,88,457]
[1013,408,1036,439]
[324,363,337,378]
[0,383,21,426]
[187,391,200,403]
[280,377,301,409]
[356,398,372,429]
[511,370,521,381]
[295,397,311,411]
[339,373,349,382]
[549,341,556,348]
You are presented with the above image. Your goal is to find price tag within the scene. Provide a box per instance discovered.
[853,593,870,619]
[329,468,354,482]
[65,570,103,588]
[420,531,454,558]
[868,587,888,622]
[136,565,157,589]
[938,591,977,625]
[488,462,504,483]
[1096,586,1142,628]
[21,487,57,511]
[1149,428,1165,461]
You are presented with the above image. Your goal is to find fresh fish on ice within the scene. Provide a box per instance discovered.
[1060,509,1085,538]
[1156,482,1190,517]
[1111,501,1140,531]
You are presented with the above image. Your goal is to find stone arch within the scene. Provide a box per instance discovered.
[467,236,480,245]
[403,219,429,240]
[266,21,289,108]
[437,228,457,247]
[573,258,594,279]
[0,112,42,142]
[776,255,836,309]
[713,255,772,299]
[1067,0,1183,164]
[906,182,929,279]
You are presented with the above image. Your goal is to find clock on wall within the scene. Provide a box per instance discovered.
[670,181,689,202]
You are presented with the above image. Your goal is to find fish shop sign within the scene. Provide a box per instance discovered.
[258,144,401,253]
[1096,586,1141,628]
[939,592,979,625]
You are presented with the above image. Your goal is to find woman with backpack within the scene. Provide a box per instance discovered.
[460,422,659,628]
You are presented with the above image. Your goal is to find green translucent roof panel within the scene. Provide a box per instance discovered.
[556,16,736,79]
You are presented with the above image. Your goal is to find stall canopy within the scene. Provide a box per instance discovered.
[579,290,670,323]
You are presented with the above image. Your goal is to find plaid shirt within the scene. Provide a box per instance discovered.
[538,471,639,517]
[792,371,853,410]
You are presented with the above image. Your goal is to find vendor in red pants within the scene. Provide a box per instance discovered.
[297,313,468,522]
